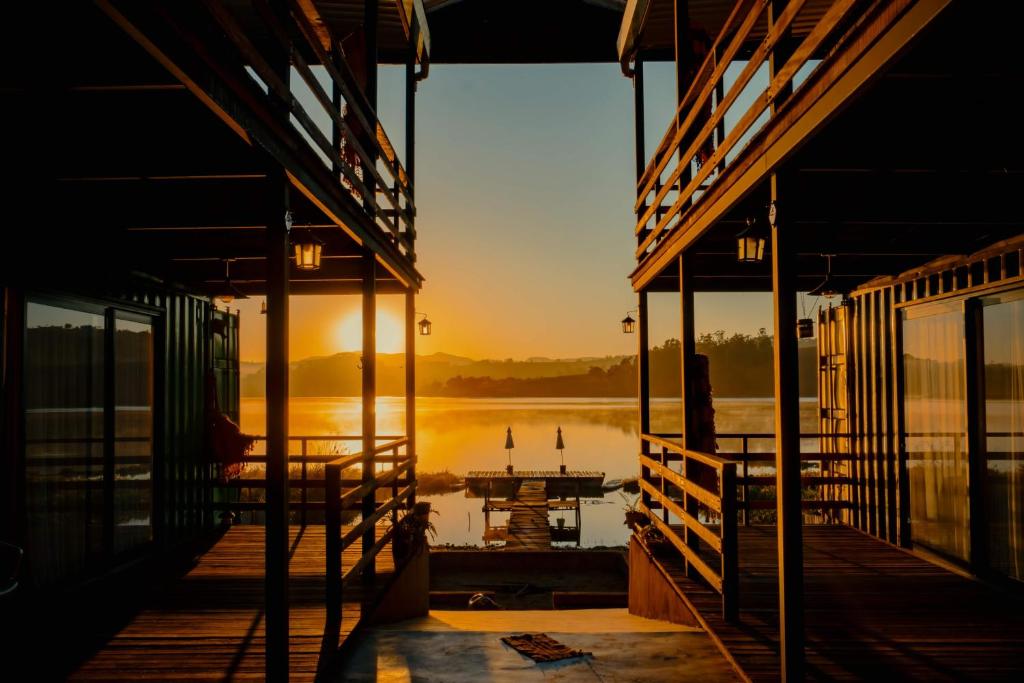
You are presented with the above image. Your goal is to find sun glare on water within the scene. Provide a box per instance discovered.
[334,312,404,354]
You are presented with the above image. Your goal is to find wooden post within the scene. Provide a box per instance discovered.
[721,463,738,621]
[361,249,377,581]
[633,56,645,185]
[679,253,700,576]
[638,291,652,512]
[265,1,291,678]
[965,298,987,573]
[325,462,341,622]
[405,289,416,506]
[673,0,691,130]
[771,171,804,682]
[364,0,378,108]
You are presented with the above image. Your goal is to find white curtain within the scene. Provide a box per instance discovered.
[984,293,1024,581]
[903,305,969,561]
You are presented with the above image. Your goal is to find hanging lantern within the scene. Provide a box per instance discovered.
[418,316,432,336]
[736,217,766,263]
[809,254,841,299]
[797,318,814,339]
[217,259,247,303]
[260,299,267,315]
[292,232,323,271]
[621,314,636,334]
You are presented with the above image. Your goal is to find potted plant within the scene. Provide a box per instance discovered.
[621,492,649,531]
[390,501,438,563]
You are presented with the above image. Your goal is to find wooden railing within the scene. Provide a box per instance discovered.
[203,0,416,259]
[216,435,410,526]
[639,433,738,620]
[715,432,855,525]
[325,437,414,615]
[634,0,875,259]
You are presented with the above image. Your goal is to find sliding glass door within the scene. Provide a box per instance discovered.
[24,299,156,586]
[981,290,1024,582]
[902,302,970,562]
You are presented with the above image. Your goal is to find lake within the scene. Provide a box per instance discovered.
[240,396,819,548]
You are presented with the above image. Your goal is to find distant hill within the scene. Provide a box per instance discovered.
[240,351,630,398]
[240,332,818,398]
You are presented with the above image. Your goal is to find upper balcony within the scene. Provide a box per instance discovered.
[3,0,430,295]
[617,0,1023,295]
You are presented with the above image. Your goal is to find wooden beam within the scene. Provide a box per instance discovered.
[633,57,645,184]
[361,248,377,582]
[263,3,291,679]
[771,171,804,682]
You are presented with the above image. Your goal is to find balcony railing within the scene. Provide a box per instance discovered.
[633,0,885,260]
[204,0,416,260]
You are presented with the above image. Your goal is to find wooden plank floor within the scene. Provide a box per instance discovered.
[655,525,1024,682]
[70,525,394,682]
[503,480,552,551]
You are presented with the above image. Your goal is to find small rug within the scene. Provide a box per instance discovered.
[500,633,592,663]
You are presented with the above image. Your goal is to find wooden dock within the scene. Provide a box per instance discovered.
[649,525,1024,682]
[68,525,394,682]
[503,480,553,551]
[466,470,605,498]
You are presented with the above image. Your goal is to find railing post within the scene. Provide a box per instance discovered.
[325,462,341,623]
[361,248,377,583]
[743,437,750,526]
[392,445,400,524]
[721,463,739,621]
[300,438,307,527]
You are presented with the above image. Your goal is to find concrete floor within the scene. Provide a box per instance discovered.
[336,609,740,682]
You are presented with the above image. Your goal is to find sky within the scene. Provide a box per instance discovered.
[232,63,786,362]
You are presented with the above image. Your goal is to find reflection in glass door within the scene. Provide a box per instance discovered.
[982,291,1024,582]
[902,302,970,562]
[114,316,154,555]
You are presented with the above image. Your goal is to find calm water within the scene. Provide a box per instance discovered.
[240,396,818,547]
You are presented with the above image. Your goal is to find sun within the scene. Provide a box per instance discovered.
[334,312,404,354]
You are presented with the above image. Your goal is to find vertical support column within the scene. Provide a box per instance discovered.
[638,290,652,512]
[364,0,378,108]
[404,55,416,255]
[265,1,291,678]
[771,172,804,682]
[632,57,645,186]
[680,253,700,575]
[965,298,987,573]
[361,249,377,581]
[673,0,691,127]
[405,289,416,507]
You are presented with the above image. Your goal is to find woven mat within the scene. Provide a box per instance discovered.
[501,633,592,663]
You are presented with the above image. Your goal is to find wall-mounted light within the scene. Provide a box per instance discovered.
[736,217,766,263]
[292,231,323,271]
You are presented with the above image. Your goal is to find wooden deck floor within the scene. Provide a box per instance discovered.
[656,525,1024,682]
[69,525,394,682]
[503,480,552,551]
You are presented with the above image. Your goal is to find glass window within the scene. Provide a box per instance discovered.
[114,317,154,555]
[903,302,970,562]
[982,291,1024,582]
[24,302,106,585]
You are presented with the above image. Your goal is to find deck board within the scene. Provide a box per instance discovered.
[70,525,394,683]
[654,525,1024,682]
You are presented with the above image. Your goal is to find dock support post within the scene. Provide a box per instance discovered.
[680,252,700,578]
[771,171,804,682]
[265,1,291,678]
[638,290,652,512]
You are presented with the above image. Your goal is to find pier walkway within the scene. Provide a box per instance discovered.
[504,480,552,550]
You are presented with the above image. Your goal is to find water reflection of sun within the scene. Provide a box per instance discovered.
[334,312,403,354]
